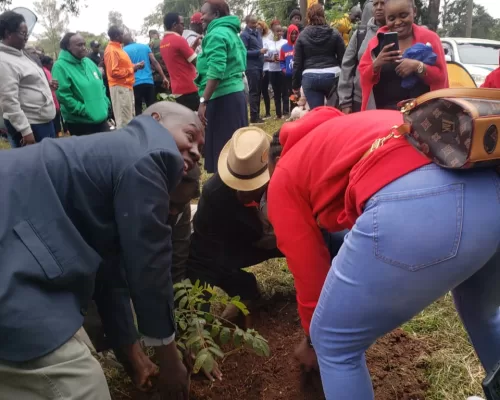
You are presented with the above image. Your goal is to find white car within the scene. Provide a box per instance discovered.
[441,37,500,87]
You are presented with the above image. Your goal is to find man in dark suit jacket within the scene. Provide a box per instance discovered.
[0,101,204,400]
[187,172,282,303]
[241,15,266,124]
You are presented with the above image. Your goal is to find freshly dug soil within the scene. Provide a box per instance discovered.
[111,301,429,400]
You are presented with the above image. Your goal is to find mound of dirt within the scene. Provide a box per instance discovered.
[190,302,429,400]
[111,301,429,400]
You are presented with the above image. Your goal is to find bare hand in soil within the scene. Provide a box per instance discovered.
[119,341,159,391]
[157,342,190,400]
[294,337,319,372]
[187,352,223,382]
[203,360,223,382]
[134,350,160,390]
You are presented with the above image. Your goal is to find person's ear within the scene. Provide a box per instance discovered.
[151,111,161,121]
[275,156,281,165]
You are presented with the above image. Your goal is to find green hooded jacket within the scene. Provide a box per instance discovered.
[195,16,247,100]
[52,50,110,124]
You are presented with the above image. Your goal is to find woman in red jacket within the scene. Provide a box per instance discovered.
[267,107,500,399]
[358,0,448,110]
[481,51,500,88]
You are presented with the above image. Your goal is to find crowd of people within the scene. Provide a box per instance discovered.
[1,0,500,399]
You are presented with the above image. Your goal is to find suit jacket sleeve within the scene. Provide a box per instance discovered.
[114,153,180,339]
[241,32,261,58]
[93,257,139,348]
[338,31,359,108]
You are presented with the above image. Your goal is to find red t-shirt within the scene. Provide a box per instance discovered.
[267,108,431,335]
[160,32,198,96]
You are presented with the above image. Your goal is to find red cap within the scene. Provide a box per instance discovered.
[191,12,202,24]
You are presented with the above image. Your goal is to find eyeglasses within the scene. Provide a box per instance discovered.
[16,30,29,39]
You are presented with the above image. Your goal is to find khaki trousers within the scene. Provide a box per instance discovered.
[0,328,111,400]
[110,85,135,129]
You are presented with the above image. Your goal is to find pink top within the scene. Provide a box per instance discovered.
[43,67,60,111]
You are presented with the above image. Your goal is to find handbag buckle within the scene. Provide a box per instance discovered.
[369,126,403,152]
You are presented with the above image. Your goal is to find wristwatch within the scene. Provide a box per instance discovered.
[200,97,206,104]
[417,61,425,74]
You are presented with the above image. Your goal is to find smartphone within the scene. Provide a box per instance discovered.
[382,32,400,52]
[483,360,500,400]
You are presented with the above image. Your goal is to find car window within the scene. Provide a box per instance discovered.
[457,43,500,65]
[442,43,454,60]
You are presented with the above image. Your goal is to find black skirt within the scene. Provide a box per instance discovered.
[204,90,248,173]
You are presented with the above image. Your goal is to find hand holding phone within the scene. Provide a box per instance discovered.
[373,43,402,71]
[382,32,400,52]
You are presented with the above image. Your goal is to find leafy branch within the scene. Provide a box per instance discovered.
[173,279,270,375]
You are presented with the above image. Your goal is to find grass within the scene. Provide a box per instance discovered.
[0,139,10,149]
[0,111,486,399]
[402,294,484,400]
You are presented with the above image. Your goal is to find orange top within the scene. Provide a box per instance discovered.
[104,41,135,89]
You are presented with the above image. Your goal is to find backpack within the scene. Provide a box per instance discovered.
[355,25,368,58]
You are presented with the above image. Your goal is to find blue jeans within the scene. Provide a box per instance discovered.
[310,164,500,400]
[4,119,55,148]
[302,73,337,110]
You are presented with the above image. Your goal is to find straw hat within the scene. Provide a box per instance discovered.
[218,127,271,191]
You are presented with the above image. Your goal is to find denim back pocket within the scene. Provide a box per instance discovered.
[372,183,464,271]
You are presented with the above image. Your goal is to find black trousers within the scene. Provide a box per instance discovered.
[284,75,294,112]
[204,91,248,173]
[269,71,289,117]
[176,92,200,112]
[187,237,283,301]
[261,70,270,116]
[246,69,262,122]
[133,83,156,116]
[67,120,110,136]
[53,110,62,136]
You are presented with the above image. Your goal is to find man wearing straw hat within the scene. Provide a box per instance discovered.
[187,127,282,317]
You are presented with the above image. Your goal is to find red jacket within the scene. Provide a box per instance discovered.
[481,52,500,88]
[359,24,449,111]
[267,107,430,334]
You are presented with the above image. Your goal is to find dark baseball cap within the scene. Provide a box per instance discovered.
[90,40,100,48]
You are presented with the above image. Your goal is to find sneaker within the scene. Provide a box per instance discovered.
[250,119,265,125]
[262,114,272,120]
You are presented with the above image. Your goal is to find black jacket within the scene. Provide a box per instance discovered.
[186,174,281,291]
[240,27,264,71]
[292,25,346,89]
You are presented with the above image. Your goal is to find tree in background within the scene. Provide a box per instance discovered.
[142,0,204,33]
[1,0,81,14]
[441,0,500,40]
[257,0,297,26]
[142,0,258,34]
[108,10,139,38]
[79,31,108,47]
[33,0,69,58]
[108,10,124,29]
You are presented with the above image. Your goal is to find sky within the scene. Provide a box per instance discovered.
[9,0,500,43]
[10,0,162,43]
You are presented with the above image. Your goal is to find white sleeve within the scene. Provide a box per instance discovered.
[142,333,176,347]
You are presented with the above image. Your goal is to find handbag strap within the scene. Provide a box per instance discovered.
[401,88,500,113]
[360,124,410,160]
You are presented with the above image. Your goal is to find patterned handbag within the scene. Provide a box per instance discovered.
[393,88,500,169]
